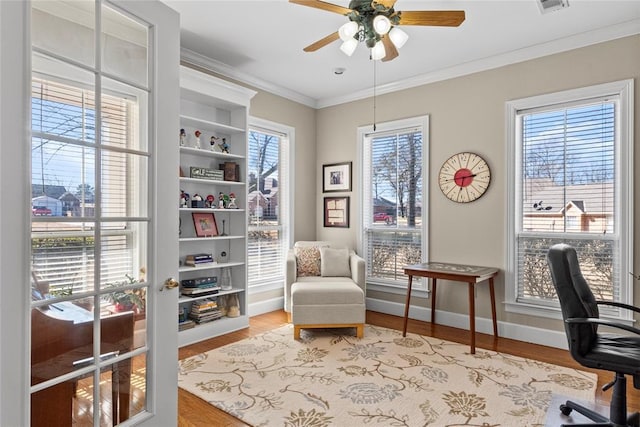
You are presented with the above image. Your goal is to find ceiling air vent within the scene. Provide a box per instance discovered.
[537,0,569,14]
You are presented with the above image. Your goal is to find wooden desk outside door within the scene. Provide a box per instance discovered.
[402,262,499,354]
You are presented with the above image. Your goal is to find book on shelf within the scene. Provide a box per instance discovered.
[190,298,218,311]
[189,298,223,324]
[184,253,214,266]
[181,276,218,288]
[178,319,196,331]
[181,286,220,296]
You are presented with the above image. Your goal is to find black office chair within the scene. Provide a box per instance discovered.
[546,243,640,426]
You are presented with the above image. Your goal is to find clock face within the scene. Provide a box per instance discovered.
[438,152,491,203]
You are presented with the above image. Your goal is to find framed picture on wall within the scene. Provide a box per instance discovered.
[322,161,352,192]
[192,212,218,237]
[324,196,350,228]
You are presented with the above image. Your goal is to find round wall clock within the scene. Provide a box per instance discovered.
[438,152,491,203]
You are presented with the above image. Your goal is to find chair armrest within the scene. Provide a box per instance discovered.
[596,300,640,315]
[349,252,366,292]
[566,317,640,336]
[285,249,297,313]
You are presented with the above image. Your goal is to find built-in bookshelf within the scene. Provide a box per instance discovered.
[178,66,256,347]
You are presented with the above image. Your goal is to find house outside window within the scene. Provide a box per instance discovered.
[506,80,634,319]
[247,119,292,293]
[359,116,429,289]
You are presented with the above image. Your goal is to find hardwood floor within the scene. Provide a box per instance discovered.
[177,310,640,426]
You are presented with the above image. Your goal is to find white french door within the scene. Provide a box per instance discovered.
[0,0,179,425]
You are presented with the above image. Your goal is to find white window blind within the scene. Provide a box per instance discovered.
[512,89,630,316]
[247,124,290,290]
[362,121,426,287]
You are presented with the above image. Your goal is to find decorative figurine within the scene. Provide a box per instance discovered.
[205,194,215,208]
[210,135,219,151]
[218,192,226,209]
[180,190,189,208]
[194,130,201,149]
[228,192,238,209]
[180,128,186,146]
[218,138,229,154]
[191,193,204,208]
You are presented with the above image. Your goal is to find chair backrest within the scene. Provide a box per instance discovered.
[546,243,599,356]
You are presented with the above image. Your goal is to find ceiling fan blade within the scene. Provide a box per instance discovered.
[398,10,466,27]
[375,0,397,8]
[381,35,398,62]
[289,0,352,15]
[303,32,341,52]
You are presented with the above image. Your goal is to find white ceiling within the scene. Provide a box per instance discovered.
[164,0,640,108]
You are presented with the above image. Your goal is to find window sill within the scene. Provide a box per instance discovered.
[367,281,430,299]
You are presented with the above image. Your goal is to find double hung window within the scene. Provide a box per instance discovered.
[360,116,428,288]
[506,80,634,318]
[247,119,292,292]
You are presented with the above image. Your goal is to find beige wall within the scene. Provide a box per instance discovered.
[188,35,639,332]
[315,35,640,331]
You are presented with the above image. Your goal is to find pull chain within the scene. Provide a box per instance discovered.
[373,58,377,131]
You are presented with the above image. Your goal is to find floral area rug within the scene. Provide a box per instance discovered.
[178,324,596,426]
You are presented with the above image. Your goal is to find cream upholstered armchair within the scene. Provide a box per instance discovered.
[285,241,366,339]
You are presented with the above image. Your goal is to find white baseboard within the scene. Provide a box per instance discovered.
[366,297,568,350]
[248,296,284,317]
[247,296,568,350]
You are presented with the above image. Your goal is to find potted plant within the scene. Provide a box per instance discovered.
[103,269,146,313]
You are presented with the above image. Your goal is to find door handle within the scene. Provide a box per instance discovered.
[161,277,179,292]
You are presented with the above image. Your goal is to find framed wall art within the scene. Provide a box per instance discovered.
[192,212,218,237]
[324,196,350,228]
[322,161,352,192]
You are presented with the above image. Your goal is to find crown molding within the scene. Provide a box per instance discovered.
[181,18,640,110]
[180,48,318,108]
[315,18,640,108]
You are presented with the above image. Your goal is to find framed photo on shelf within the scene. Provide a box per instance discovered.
[322,161,352,192]
[192,212,218,237]
[324,196,350,228]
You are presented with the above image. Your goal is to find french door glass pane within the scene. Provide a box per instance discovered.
[31,0,95,67]
[102,4,148,87]
[102,76,148,151]
[100,151,148,217]
[32,224,97,297]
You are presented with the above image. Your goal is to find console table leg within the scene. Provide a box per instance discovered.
[402,275,413,336]
[469,282,476,354]
[489,277,498,337]
[430,278,437,324]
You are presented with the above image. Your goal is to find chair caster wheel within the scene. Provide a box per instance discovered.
[560,405,573,415]
[560,404,573,416]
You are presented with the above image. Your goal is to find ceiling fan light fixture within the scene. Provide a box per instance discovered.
[389,27,409,49]
[371,40,386,60]
[372,15,391,35]
[338,21,359,41]
[340,38,358,56]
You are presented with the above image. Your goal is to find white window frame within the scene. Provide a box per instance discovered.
[358,116,429,295]
[247,116,293,294]
[505,80,634,320]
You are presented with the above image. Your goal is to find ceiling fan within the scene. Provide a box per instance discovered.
[290,0,465,62]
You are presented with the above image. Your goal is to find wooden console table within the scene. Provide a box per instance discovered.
[402,262,499,354]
